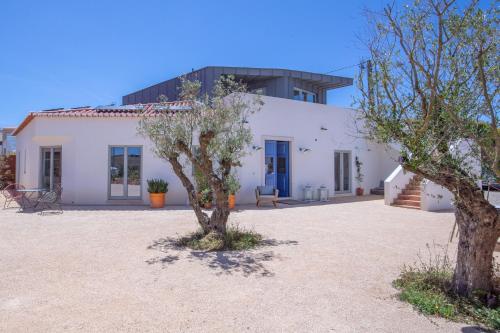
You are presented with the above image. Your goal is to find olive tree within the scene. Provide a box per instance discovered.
[139,76,262,237]
[357,0,499,297]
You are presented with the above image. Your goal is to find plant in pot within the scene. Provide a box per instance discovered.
[147,178,168,208]
[355,156,364,196]
[226,174,241,209]
[200,188,213,209]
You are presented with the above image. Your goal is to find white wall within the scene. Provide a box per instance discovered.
[384,165,414,206]
[15,96,398,205]
[236,96,398,203]
[421,180,454,211]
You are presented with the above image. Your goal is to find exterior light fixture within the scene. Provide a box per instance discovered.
[252,145,262,151]
[299,147,311,153]
[320,126,328,131]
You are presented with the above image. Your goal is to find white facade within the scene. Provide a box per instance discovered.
[15,96,399,205]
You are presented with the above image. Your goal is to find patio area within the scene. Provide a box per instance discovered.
[0,197,481,332]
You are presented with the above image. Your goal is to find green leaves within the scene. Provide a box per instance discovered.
[147,178,168,193]
[356,0,499,192]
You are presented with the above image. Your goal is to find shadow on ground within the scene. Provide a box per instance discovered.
[461,326,497,333]
[53,195,384,213]
[146,236,298,277]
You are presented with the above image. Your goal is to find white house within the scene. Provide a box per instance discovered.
[14,66,453,208]
[13,95,400,206]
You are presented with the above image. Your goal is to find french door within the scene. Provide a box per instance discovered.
[334,151,351,193]
[41,147,62,191]
[109,146,142,199]
[265,140,290,197]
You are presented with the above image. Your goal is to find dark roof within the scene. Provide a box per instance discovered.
[196,66,353,89]
[124,66,353,99]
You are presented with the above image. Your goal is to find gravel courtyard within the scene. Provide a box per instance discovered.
[0,196,484,332]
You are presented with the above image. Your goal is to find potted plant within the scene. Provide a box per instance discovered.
[355,156,364,196]
[226,174,241,209]
[147,178,168,208]
[200,188,213,209]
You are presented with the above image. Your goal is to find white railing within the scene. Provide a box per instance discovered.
[384,165,414,206]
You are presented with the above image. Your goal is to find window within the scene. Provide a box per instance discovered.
[109,146,142,199]
[41,147,62,190]
[334,151,351,193]
[293,88,317,103]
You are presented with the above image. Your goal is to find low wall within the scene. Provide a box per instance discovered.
[384,165,414,205]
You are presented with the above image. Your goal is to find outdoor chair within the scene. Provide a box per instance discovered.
[36,184,63,214]
[255,186,279,207]
[2,183,24,209]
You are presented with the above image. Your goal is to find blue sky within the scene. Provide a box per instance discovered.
[0,0,390,127]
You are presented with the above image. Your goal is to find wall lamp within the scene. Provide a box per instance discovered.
[252,145,263,151]
[299,147,312,153]
[320,126,328,131]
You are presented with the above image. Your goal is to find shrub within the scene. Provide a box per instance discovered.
[0,155,16,189]
[177,226,263,251]
[393,244,500,330]
[147,179,168,193]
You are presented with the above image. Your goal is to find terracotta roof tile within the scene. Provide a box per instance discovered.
[13,101,191,135]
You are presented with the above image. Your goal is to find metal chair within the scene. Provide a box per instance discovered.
[2,183,24,209]
[36,184,63,214]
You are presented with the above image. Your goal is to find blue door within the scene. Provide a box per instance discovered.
[265,140,289,197]
[265,140,277,188]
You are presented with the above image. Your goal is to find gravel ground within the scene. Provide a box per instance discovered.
[0,196,485,332]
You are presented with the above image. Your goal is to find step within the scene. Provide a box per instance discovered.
[402,189,421,195]
[397,194,421,201]
[393,199,421,207]
[392,204,420,210]
[405,185,421,191]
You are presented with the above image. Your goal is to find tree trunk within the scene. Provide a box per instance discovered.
[406,165,499,297]
[207,188,230,235]
[168,156,211,233]
[453,198,499,297]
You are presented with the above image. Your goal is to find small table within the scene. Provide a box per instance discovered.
[17,188,48,212]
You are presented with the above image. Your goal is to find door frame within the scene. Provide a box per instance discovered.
[39,146,62,191]
[334,150,352,194]
[260,135,294,198]
[108,145,143,200]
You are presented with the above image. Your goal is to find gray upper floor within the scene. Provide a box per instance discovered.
[122,66,353,105]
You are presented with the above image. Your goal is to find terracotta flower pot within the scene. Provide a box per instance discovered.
[356,187,364,196]
[150,193,166,208]
[228,194,236,209]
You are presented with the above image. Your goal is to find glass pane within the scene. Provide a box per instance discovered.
[293,89,301,101]
[306,93,315,103]
[127,147,141,197]
[42,150,51,189]
[334,152,340,191]
[277,157,286,174]
[110,147,125,197]
[53,149,62,188]
[343,153,350,191]
[266,156,274,175]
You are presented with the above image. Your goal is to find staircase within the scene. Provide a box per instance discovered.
[392,175,422,209]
